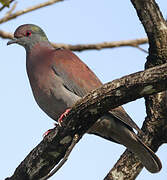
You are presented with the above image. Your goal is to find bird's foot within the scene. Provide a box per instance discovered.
[43,129,52,137]
[43,123,58,137]
[58,108,71,126]
[43,108,71,137]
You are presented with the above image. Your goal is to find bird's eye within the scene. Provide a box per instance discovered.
[26,31,31,37]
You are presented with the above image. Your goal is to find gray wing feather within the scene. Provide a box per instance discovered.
[52,66,142,134]
[52,66,86,97]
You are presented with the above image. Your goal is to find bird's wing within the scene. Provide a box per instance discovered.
[52,49,102,97]
[52,49,142,133]
[52,65,86,97]
[110,106,143,134]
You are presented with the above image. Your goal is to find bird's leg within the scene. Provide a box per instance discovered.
[58,108,71,126]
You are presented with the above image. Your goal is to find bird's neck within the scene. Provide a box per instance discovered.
[26,41,54,59]
[26,41,55,93]
[26,41,55,76]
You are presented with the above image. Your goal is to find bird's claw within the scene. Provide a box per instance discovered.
[58,108,71,126]
[43,122,59,137]
[43,129,52,137]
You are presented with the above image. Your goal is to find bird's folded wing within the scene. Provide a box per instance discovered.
[52,65,87,97]
[110,106,143,134]
[51,49,142,133]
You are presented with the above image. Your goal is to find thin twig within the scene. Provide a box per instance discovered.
[51,38,148,52]
[4,1,17,18]
[0,29,148,52]
[0,0,64,24]
[40,134,79,180]
[133,45,148,53]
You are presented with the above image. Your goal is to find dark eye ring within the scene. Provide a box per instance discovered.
[26,31,31,37]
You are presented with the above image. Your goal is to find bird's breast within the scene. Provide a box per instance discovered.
[26,63,78,121]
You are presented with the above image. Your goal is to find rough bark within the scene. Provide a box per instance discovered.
[5,62,167,180]
[105,0,167,179]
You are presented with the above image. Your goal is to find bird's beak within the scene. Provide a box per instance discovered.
[7,38,18,45]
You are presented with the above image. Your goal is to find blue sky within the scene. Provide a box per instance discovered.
[1,0,167,179]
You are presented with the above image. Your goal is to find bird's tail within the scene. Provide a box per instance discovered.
[132,135,162,173]
[88,115,162,173]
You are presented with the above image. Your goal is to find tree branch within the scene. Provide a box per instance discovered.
[0,29,148,51]
[4,1,17,18]
[5,62,167,180]
[105,0,167,179]
[0,0,64,24]
[0,30,13,39]
[40,134,79,180]
[51,38,148,51]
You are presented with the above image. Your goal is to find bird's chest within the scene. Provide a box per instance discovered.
[27,63,74,120]
[27,63,68,120]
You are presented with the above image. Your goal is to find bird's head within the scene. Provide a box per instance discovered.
[7,24,49,50]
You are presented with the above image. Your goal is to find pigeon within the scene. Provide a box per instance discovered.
[7,24,162,173]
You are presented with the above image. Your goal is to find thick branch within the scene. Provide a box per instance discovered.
[6,62,167,180]
[0,0,63,24]
[105,1,167,179]
[131,0,167,62]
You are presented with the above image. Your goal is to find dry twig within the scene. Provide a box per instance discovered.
[0,0,64,24]
[0,30,13,39]
[4,1,17,18]
[134,45,148,53]
[0,29,148,51]
[52,38,148,51]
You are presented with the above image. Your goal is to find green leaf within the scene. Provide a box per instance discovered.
[0,0,10,7]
